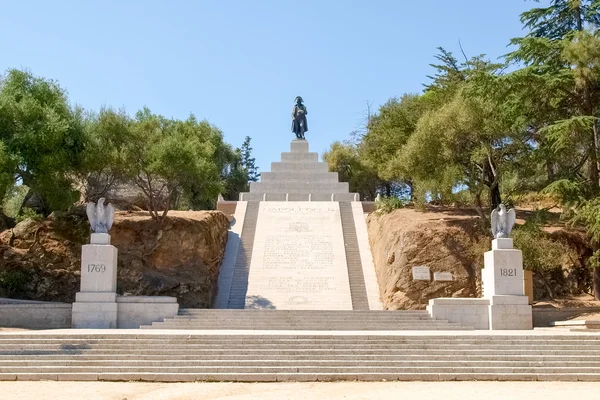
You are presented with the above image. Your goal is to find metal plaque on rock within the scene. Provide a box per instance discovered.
[412,266,430,281]
[434,272,454,282]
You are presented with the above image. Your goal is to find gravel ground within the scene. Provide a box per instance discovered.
[0,381,597,400]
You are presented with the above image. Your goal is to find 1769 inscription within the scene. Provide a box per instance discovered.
[87,263,106,273]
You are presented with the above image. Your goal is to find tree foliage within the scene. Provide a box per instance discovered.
[0,69,242,224]
[0,69,85,214]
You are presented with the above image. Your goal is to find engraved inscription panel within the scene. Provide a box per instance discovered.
[433,271,453,281]
[412,266,430,281]
[245,202,353,310]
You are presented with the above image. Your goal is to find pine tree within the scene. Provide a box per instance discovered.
[240,136,260,183]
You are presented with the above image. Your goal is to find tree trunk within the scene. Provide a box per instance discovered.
[546,160,555,182]
[591,122,600,193]
[483,157,501,210]
[474,190,486,221]
[489,182,502,210]
[594,267,600,301]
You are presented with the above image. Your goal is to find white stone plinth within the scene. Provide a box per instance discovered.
[290,139,309,153]
[116,296,179,328]
[428,239,532,330]
[72,301,117,329]
[481,241,532,329]
[72,238,119,329]
[427,298,490,330]
[80,244,118,292]
[91,233,111,245]
[492,238,513,250]
[488,295,532,330]
[482,242,524,297]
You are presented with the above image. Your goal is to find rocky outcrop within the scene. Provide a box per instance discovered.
[367,209,486,310]
[0,210,229,308]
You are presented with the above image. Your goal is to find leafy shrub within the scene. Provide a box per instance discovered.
[15,208,44,223]
[0,269,30,295]
[376,196,405,214]
[2,185,29,218]
[512,217,575,273]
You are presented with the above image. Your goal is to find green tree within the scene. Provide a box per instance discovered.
[77,107,132,202]
[221,147,248,201]
[123,108,223,225]
[508,1,600,193]
[323,141,381,200]
[240,136,260,183]
[360,94,425,196]
[0,69,85,215]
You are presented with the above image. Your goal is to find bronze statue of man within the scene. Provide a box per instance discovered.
[291,96,308,139]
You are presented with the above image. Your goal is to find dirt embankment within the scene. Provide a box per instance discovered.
[0,210,229,308]
[366,207,595,310]
[367,208,486,310]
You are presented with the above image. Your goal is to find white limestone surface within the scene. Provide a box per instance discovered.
[72,302,117,329]
[482,247,524,297]
[482,240,532,330]
[244,202,352,310]
[116,296,179,328]
[427,298,490,330]
[79,244,118,293]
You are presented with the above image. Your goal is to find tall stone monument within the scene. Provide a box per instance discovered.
[72,198,179,329]
[215,139,383,310]
[427,205,532,330]
[72,198,119,328]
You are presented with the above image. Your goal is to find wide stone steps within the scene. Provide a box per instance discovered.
[280,152,319,162]
[249,182,349,193]
[270,162,329,172]
[259,171,340,183]
[1,334,600,381]
[227,201,259,309]
[338,202,369,310]
[142,310,470,330]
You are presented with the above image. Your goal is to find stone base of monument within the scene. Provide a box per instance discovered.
[488,295,532,330]
[116,296,179,329]
[426,298,490,330]
[72,233,179,329]
[72,236,119,329]
[72,295,118,329]
[428,238,532,330]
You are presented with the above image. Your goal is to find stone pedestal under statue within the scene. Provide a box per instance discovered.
[427,229,533,330]
[482,238,532,330]
[72,233,118,328]
[72,198,179,329]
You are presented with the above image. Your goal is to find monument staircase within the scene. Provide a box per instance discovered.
[213,139,384,312]
[141,310,467,330]
[2,332,600,381]
[5,139,600,383]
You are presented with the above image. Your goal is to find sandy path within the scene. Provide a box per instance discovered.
[0,381,596,400]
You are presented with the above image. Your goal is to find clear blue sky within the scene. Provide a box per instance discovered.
[0,0,547,174]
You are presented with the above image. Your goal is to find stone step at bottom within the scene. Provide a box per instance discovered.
[3,368,600,375]
[2,344,599,351]
[0,372,599,382]
[4,354,600,361]
[0,372,596,382]
[143,324,469,330]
